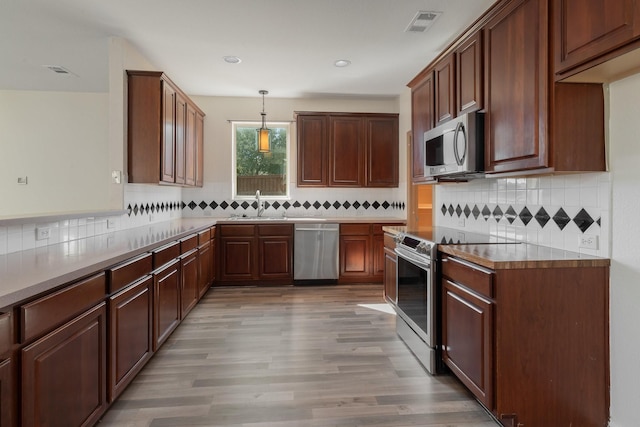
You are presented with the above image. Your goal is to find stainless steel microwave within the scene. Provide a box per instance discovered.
[424,111,484,179]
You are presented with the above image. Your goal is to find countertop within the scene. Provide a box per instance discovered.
[383,225,610,270]
[1,216,405,308]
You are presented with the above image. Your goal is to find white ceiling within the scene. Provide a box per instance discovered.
[1,0,496,98]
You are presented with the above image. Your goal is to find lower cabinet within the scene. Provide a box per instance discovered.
[440,252,610,426]
[21,303,107,427]
[218,224,293,284]
[180,248,199,319]
[383,246,397,304]
[0,358,12,427]
[108,276,153,402]
[153,258,181,351]
[339,223,394,283]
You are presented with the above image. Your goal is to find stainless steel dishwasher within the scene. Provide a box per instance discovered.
[294,222,340,283]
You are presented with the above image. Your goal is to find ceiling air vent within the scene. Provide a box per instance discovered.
[42,65,77,76]
[405,10,442,33]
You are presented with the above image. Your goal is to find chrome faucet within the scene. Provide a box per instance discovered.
[255,190,264,217]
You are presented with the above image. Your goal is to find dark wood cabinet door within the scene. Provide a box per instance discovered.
[195,111,205,187]
[153,258,181,350]
[554,0,640,75]
[442,279,494,410]
[484,0,548,173]
[0,358,13,427]
[185,103,197,186]
[198,240,212,299]
[180,249,199,319]
[435,53,456,125]
[22,303,107,427]
[340,235,370,278]
[258,237,293,280]
[297,114,328,186]
[410,72,434,182]
[365,116,399,187]
[456,30,483,115]
[220,238,256,282]
[329,116,364,187]
[108,276,153,402]
[372,233,385,280]
[161,80,176,183]
[383,247,397,304]
[175,92,187,185]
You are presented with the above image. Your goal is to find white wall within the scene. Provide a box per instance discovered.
[608,73,640,427]
[0,90,110,217]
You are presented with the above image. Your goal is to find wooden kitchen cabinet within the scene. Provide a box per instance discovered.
[330,115,365,187]
[441,256,494,410]
[179,235,199,319]
[198,228,213,299]
[107,276,153,402]
[456,30,483,115]
[409,71,435,183]
[339,223,393,283]
[152,257,181,351]
[434,53,456,125]
[22,303,107,427]
[484,0,606,175]
[296,112,399,188]
[383,233,397,304]
[554,0,640,76]
[127,70,205,187]
[439,251,609,426]
[218,224,293,284]
[195,110,205,187]
[0,311,13,427]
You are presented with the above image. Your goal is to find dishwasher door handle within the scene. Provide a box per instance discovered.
[295,227,339,232]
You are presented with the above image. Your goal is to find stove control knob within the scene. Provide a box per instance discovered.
[416,242,432,255]
[393,233,404,244]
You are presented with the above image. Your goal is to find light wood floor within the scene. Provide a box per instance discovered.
[99,284,497,427]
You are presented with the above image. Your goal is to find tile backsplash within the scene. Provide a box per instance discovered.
[435,172,611,257]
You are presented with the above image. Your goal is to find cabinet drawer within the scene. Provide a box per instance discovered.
[180,234,198,253]
[258,224,293,236]
[341,223,370,235]
[153,241,180,269]
[20,273,106,343]
[441,255,493,298]
[198,228,211,245]
[220,224,255,237]
[107,253,152,293]
[0,312,12,357]
[384,233,396,249]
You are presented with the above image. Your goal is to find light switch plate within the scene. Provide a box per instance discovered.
[36,227,50,240]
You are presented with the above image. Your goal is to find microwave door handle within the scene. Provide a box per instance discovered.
[453,122,467,166]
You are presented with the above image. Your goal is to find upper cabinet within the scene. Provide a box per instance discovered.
[554,0,640,78]
[408,0,607,178]
[296,112,399,188]
[409,71,435,183]
[456,30,484,115]
[127,71,205,187]
[434,53,456,125]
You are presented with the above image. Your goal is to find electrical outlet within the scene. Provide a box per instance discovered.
[36,227,51,240]
[458,217,465,227]
[579,234,599,250]
[107,219,116,229]
[149,214,155,222]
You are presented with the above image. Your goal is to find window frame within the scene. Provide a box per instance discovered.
[231,120,291,201]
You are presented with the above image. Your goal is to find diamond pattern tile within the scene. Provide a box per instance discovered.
[343,201,351,209]
[322,201,331,209]
[353,201,361,209]
[463,205,471,218]
[535,207,550,228]
[573,208,594,233]
[188,201,197,210]
[448,204,454,216]
[482,205,491,221]
[493,206,503,222]
[505,206,517,224]
[455,204,463,217]
[472,205,480,219]
[519,207,533,226]
[441,204,447,215]
[372,201,380,209]
[303,201,311,209]
[553,208,571,230]
[363,201,371,209]
[332,201,341,209]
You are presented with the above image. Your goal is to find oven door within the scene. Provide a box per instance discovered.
[394,248,434,348]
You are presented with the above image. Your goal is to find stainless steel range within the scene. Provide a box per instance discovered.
[393,227,505,375]
[393,232,439,374]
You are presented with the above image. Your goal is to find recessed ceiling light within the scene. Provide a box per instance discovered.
[334,59,351,68]
[223,56,242,64]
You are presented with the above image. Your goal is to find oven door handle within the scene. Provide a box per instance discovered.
[394,248,431,270]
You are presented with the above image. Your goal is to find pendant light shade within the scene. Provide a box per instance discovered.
[257,90,271,153]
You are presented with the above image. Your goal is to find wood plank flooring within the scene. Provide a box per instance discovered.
[99,284,497,427]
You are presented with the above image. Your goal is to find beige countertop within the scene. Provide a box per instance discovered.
[0,216,405,308]
[383,225,610,270]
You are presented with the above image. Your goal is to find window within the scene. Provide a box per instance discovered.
[232,121,290,199]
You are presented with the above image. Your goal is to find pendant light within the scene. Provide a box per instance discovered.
[257,90,271,153]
